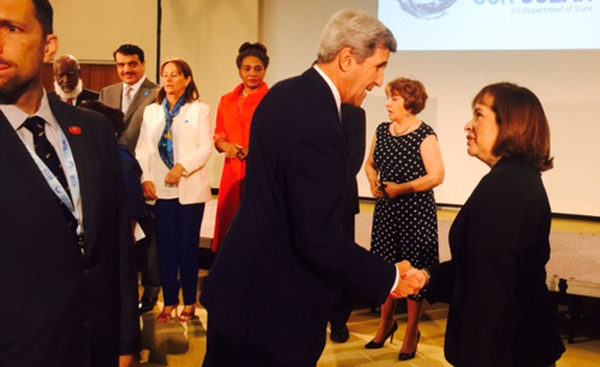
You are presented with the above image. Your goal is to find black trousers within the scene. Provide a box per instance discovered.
[329,213,356,329]
[203,321,295,367]
[135,209,161,299]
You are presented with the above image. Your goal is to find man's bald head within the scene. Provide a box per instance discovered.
[53,55,80,93]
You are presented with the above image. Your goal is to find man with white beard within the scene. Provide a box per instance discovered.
[49,55,99,106]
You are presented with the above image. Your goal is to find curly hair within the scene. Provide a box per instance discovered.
[386,78,428,115]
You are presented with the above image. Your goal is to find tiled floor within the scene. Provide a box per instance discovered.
[138,205,600,366]
[139,297,600,366]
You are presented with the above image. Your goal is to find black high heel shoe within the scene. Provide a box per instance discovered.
[364,321,398,349]
[398,331,420,361]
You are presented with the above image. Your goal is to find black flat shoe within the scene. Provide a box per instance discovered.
[398,331,420,361]
[330,325,349,343]
[138,297,157,314]
[365,321,398,349]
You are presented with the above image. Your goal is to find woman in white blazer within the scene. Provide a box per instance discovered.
[136,59,212,323]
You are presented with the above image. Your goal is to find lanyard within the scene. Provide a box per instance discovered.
[21,128,82,235]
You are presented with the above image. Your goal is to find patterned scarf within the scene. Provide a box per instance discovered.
[158,97,186,169]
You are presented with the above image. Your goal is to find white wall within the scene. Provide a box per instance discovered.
[260,0,600,217]
[52,0,600,216]
[52,0,260,188]
[53,0,158,72]
[160,0,260,187]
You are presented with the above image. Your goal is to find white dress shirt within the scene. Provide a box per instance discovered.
[313,65,342,121]
[121,76,147,113]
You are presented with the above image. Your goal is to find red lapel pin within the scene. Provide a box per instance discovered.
[69,126,82,135]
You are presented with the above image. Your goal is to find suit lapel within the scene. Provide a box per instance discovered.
[302,67,339,124]
[124,78,155,122]
[107,84,123,111]
[49,99,96,244]
[0,111,53,196]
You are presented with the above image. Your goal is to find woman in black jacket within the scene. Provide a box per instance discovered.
[400,82,565,367]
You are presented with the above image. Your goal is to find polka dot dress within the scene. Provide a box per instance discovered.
[371,122,439,301]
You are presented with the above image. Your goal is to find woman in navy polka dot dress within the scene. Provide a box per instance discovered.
[364,78,445,360]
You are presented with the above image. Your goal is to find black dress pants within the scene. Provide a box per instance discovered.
[135,209,161,299]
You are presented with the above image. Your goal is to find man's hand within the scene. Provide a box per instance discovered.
[391,261,427,299]
[119,354,140,367]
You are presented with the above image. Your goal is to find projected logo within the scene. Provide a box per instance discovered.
[396,0,458,18]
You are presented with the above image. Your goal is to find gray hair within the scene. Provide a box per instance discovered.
[54,55,80,69]
[317,9,397,64]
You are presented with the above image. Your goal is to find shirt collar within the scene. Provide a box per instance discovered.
[0,89,60,132]
[123,76,147,94]
[313,65,341,120]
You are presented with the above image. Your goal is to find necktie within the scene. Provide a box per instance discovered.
[66,98,74,106]
[23,116,77,234]
[123,86,133,113]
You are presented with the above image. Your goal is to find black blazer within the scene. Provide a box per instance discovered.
[48,88,99,106]
[0,99,140,367]
[201,68,395,366]
[427,160,565,367]
[341,104,366,218]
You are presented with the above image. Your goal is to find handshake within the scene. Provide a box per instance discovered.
[390,261,430,299]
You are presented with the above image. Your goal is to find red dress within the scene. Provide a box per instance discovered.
[212,83,269,252]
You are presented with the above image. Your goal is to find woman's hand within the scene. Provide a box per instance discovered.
[165,163,186,186]
[237,146,249,160]
[381,182,405,199]
[219,141,243,160]
[369,178,384,198]
[142,181,158,200]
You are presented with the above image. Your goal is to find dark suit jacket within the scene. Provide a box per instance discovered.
[48,88,99,106]
[341,104,366,221]
[427,160,565,367]
[201,68,395,366]
[0,99,140,367]
[99,78,159,153]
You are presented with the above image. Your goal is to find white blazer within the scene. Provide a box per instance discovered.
[136,100,212,205]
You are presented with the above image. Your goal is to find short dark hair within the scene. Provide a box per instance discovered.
[472,82,553,171]
[113,44,145,63]
[386,78,428,115]
[235,42,269,69]
[80,101,126,137]
[156,59,199,104]
[32,0,53,35]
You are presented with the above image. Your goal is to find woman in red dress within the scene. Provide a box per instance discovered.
[212,42,270,252]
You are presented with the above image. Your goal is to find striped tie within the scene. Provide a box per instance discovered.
[23,116,77,234]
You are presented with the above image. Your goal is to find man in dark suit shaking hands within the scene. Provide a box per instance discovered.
[202,10,409,367]
[0,0,140,366]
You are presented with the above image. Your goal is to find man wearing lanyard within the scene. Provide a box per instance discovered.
[0,0,140,366]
